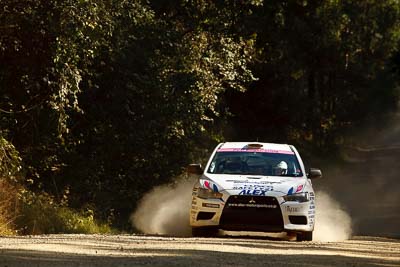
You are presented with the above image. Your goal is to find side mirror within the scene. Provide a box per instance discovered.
[187,164,203,175]
[307,168,322,179]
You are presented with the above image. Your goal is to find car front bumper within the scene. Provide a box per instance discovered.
[190,192,315,233]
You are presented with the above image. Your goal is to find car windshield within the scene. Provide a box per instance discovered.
[207,150,303,177]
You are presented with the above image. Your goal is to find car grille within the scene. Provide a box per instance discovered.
[220,196,284,232]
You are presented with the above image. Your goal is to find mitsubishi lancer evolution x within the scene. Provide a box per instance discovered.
[188,142,322,241]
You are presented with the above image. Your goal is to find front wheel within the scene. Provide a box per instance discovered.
[192,227,219,237]
[297,231,313,241]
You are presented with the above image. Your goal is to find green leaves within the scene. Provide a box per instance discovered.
[0,136,21,181]
[1,0,399,230]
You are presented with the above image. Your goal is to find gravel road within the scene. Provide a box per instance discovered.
[0,234,399,267]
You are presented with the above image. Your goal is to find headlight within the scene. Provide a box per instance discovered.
[283,192,309,203]
[197,187,223,199]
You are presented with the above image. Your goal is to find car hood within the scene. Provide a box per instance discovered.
[200,173,306,196]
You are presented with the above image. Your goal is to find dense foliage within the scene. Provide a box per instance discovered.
[224,0,400,150]
[1,0,399,231]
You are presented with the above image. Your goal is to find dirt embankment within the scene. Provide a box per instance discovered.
[0,234,399,267]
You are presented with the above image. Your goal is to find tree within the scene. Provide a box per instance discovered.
[59,0,256,225]
[224,0,400,151]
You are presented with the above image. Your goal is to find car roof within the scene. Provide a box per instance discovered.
[218,142,293,152]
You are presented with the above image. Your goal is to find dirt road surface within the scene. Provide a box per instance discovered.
[0,234,399,267]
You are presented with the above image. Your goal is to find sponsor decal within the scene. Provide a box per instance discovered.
[202,203,220,208]
[217,148,295,155]
[213,184,218,192]
[238,188,271,196]
[228,203,277,208]
[233,180,282,185]
[232,185,273,191]
[200,180,219,192]
[295,184,304,193]
[287,187,294,195]
[233,184,273,196]
[286,206,300,213]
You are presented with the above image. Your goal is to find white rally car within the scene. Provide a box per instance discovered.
[188,142,322,241]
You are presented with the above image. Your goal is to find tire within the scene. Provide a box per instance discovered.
[297,231,313,241]
[192,227,219,237]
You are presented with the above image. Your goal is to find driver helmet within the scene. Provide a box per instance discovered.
[273,161,288,175]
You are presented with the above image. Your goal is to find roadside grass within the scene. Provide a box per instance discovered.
[0,182,115,235]
[1,177,115,235]
[16,189,114,235]
[0,136,114,235]
[0,179,18,235]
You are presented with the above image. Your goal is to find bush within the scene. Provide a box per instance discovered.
[16,189,113,234]
[0,179,18,235]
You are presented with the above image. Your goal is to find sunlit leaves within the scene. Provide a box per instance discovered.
[0,136,21,181]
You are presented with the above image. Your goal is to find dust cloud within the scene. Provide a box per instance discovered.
[132,178,352,241]
[313,191,352,242]
[131,178,195,236]
[329,114,400,238]
[310,115,400,239]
